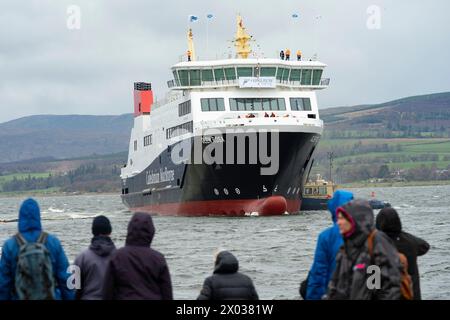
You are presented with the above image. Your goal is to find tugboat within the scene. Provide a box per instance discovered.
[300,174,336,211]
[300,175,392,211]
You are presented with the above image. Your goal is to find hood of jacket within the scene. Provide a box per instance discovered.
[18,198,42,234]
[125,212,155,247]
[327,190,354,224]
[90,235,116,257]
[375,208,402,237]
[214,251,239,274]
[337,199,374,243]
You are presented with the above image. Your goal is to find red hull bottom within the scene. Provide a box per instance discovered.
[131,196,301,217]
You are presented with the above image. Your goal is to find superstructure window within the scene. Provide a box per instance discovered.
[178,100,191,116]
[214,68,225,81]
[134,140,137,151]
[229,98,286,111]
[301,69,312,85]
[276,68,285,80]
[289,69,301,82]
[166,121,193,139]
[144,134,153,146]
[201,98,225,111]
[172,71,180,86]
[189,70,201,86]
[260,67,276,77]
[237,67,253,77]
[202,69,214,82]
[282,68,290,81]
[178,70,189,86]
[224,68,236,80]
[312,69,323,85]
[290,98,312,111]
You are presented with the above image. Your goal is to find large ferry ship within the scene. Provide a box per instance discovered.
[120,16,329,216]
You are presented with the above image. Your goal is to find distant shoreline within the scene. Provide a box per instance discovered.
[340,180,450,189]
[0,191,120,199]
[1,180,450,199]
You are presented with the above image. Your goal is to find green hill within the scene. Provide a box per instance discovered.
[321,92,450,139]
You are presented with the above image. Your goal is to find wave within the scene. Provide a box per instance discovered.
[47,207,65,213]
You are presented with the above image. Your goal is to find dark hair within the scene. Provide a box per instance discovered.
[376,208,402,235]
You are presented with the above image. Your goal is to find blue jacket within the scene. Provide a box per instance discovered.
[306,190,354,300]
[0,198,75,300]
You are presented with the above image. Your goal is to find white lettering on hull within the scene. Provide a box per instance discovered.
[146,167,175,185]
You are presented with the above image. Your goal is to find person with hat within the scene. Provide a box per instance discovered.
[285,48,291,61]
[74,215,116,300]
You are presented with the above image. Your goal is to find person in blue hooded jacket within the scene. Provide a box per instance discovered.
[305,190,354,300]
[0,198,75,300]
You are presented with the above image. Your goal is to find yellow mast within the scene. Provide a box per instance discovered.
[187,28,196,61]
[234,15,252,59]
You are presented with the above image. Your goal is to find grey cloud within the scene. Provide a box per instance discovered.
[1,0,449,122]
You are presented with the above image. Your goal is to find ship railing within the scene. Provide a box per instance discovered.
[167,78,330,89]
[320,78,330,86]
[198,116,323,130]
[153,92,184,109]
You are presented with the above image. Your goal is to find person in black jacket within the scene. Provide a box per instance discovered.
[376,208,430,300]
[327,199,402,300]
[102,212,172,300]
[197,251,258,300]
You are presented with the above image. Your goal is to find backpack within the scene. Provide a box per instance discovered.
[367,230,414,300]
[299,273,309,300]
[15,232,56,300]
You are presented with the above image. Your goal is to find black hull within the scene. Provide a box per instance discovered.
[121,132,319,216]
[301,197,329,211]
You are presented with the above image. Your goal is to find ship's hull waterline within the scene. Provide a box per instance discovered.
[121,131,320,216]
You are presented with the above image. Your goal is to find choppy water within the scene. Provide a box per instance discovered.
[1,185,449,299]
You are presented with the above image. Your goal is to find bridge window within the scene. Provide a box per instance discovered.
[189,70,201,86]
[282,68,290,81]
[260,67,276,77]
[290,98,312,111]
[178,70,189,86]
[214,68,225,81]
[289,69,301,82]
[224,67,236,80]
[312,69,323,85]
[237,67,253,77]
[276,68,286,80]
[301,69,312,85]
[173,71,180,86]
[319,186,328,195]
[201,98,225,111]
[202,69,214,82]
[229,98,286,111]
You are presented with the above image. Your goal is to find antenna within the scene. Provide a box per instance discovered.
[327,151,334,183]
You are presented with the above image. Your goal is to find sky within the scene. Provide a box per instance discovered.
[1,0,450,123]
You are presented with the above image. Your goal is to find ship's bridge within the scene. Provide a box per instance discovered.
[167,58,330,90]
